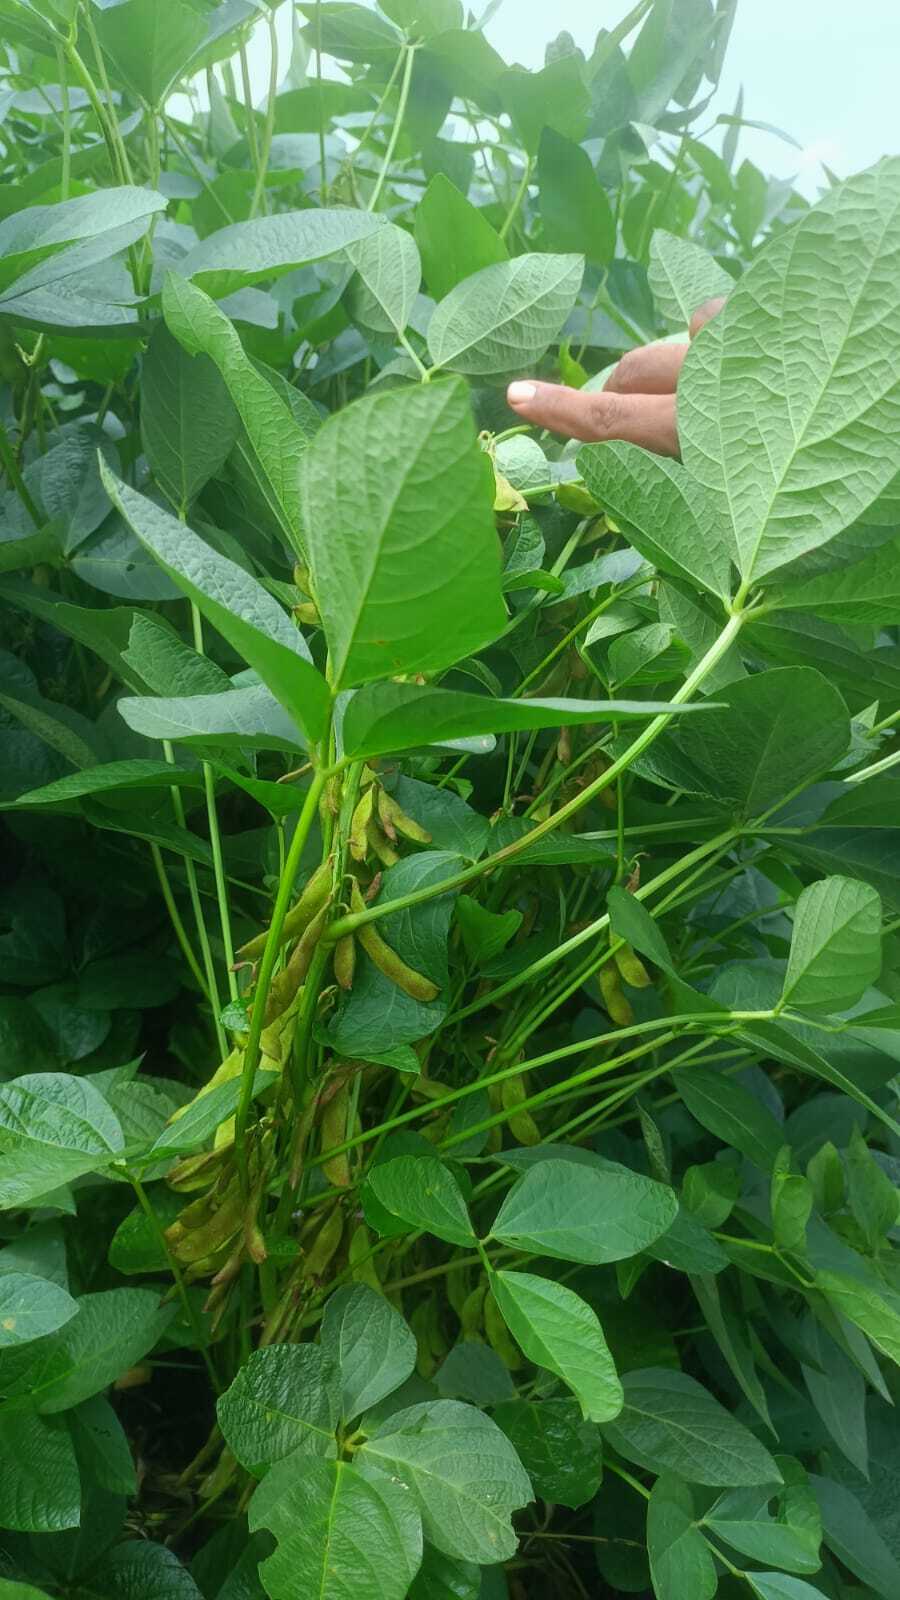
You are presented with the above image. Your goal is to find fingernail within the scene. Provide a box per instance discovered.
[507,381,537,404]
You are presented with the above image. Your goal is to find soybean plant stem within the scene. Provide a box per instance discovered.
[499,156,534,242]
[314,0,328,199]
[190,605,237,1001]
[233,764,331,1190]
[55,42,71,200]
[367,44,417,212]
[129,1175,220,1394]
[327,609,747,942]
[250,6,279,218]
[161,738,227,1058]
[150,843,210,1001]
[239,38,261,176]
[0,421,41,527]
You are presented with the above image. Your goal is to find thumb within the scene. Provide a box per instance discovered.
[689,296,727,338]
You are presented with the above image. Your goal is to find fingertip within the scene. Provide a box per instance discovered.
[507,380,539,407]
[689,296,727,338]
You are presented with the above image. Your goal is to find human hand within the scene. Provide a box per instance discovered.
[504,297,726,458]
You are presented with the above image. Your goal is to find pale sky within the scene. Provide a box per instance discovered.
[246,0,900,192]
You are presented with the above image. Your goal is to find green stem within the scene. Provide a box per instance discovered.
[499,156,534,242]
[367,43,417,212]
[314,0,328,199]
[55,42,71,201]
[310,1007,748,1176]
[164,114,236,224]
[869,706,900,737]
[233,764,332,1189]
[0,421,41,528]
[190,605,237,1001]
[848,746,900,784]
[80,5,134,184]
[327,611,747,944]
[149,843,210,1001]
[128,1175,220,1394]
[398,328,431,381]
[239,37,261,176]
[250,7,279,218]
[163,739,227,1058]
[353,44,404,169]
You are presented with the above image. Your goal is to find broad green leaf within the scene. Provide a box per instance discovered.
[85,1541,204,1599]
[320,1283,417,1421]
[408,1547,479,1600]
[578,440,735,600]
[5,760,204,810]
[490,1269,623,1424]
[537,128,615,264]
[680,159,900,584]
[627,0,715,122]
[123,613,230,698]
[180,208,384,298]
[812,1267,900,1367]
[99,466,330,744]
[746,1578,832,1600]
[601,1367,782,1486]
[380,0,463,32]
[0,684,106,771]
[29,420,116,555]
[118,683,306,755]
[427,254,584,375]
[0,1272,78,1348]
[342,680,715,759]
[648,230,733,329]
[0,186,166,297]
[0,1583,56,1598]
[689,1273,773,1432]
[366,1155,475,1247]
[347,223,422,337]
[490,1157,678,1263]
[0,1410,79,1532]
[846,1125,900,1250]
[0,1222,68,1288]
[69,1394,141,1494]
[0,1288,174,1414]
[415,174,508,303]
[162,274,311,555]
[455,896,521,964]
[149,1069,277,1157]
[810,1474,900,1599]
[296,3,403,61]
[637,667,851,817]
[492,1398,603,1510]
[436,1342,515,1407]
[68,510,180,602]
[607,884,675,973]
[647,1474,718,1600]
[782,876,882,1013]
[108,1188,183,1278]
[676,1065,784,1171]
[500,57,590,152]
[706,1464,822,1575]
[0,1071,124,1207]
[299,379,505,689]
[769,539,900,624]
[361,1399,532,1564]
[250,1456,422,1600]
[140,323,238,512]
[92,0,207,106]
[801,1320,868,1476]
[217,1345,340,1476]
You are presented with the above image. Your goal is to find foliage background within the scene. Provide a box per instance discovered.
[1,3,899,1599]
